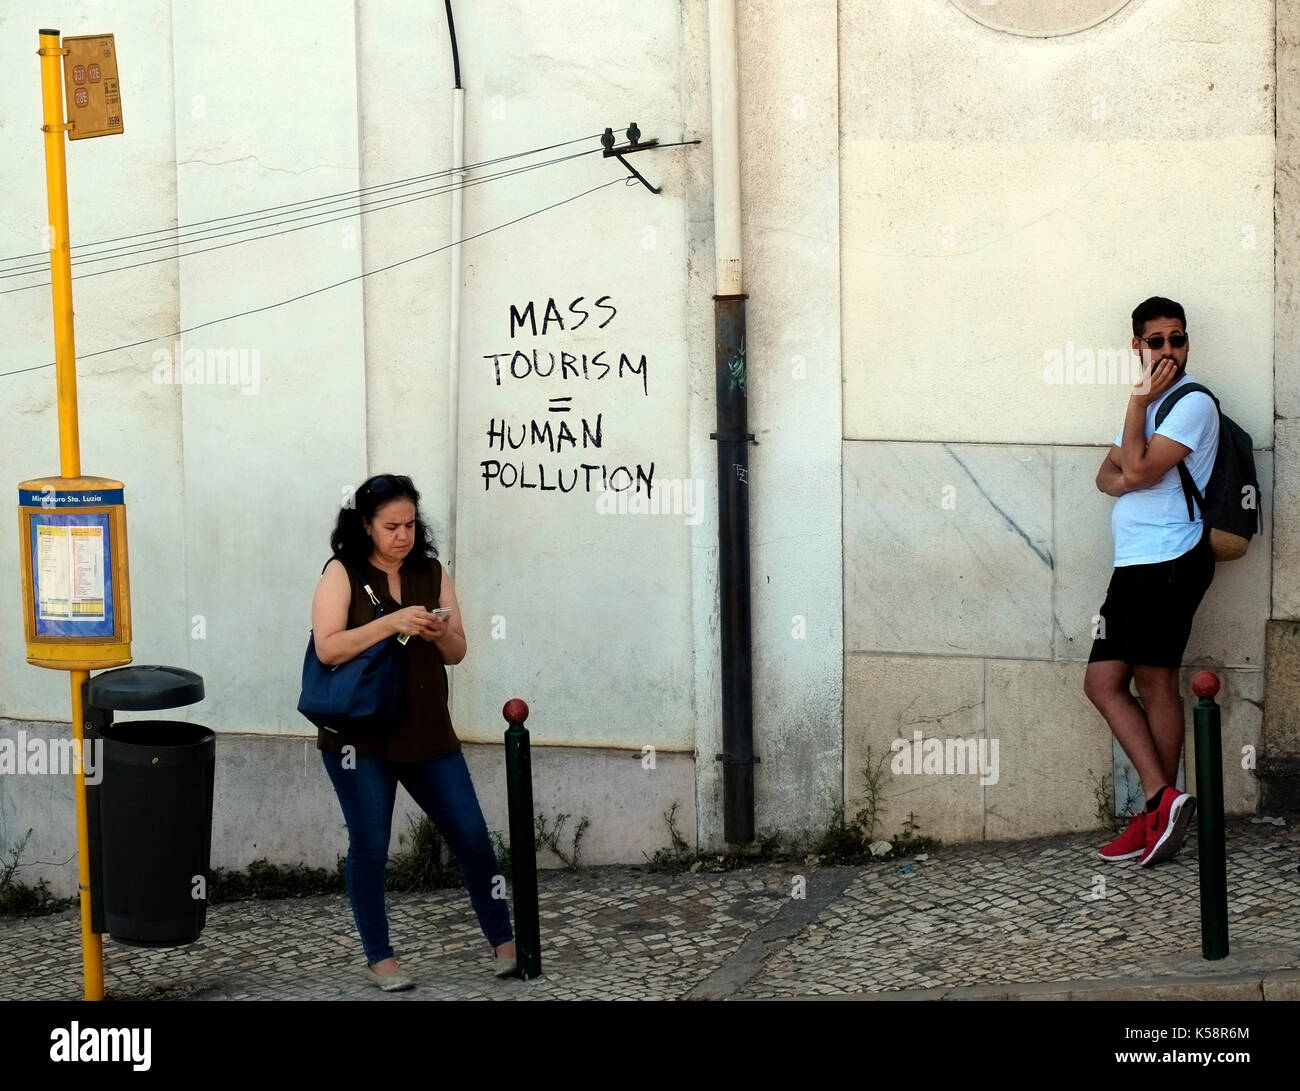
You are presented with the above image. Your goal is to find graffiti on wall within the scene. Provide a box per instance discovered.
[479,294,656,495]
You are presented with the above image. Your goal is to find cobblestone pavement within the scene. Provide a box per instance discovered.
[736,821,1300,999]
[2,819,1296,1001]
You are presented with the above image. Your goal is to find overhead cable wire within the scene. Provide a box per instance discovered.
[0,177,627,380]
[0,131,604,265]
[0,148,601,291]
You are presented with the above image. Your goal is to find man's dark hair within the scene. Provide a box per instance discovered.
[329,473,439,570]
[1132,296,1187,338]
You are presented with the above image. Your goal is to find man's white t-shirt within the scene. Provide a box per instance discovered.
[1110,374,1219,567]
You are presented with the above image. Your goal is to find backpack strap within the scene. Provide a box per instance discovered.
[1153,382,1216,428]
[1174,462,1208,521]
[1152,383,1216,522]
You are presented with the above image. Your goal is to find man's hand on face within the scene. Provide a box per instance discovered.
[1132,349,1180,407]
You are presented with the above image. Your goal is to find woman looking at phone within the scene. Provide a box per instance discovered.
[311,473,516,989]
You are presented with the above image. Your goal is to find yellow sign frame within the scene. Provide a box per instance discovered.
[17,475,132,669]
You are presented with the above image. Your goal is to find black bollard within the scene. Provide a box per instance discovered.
[1191,671,1229,960]
[503,698,542,979]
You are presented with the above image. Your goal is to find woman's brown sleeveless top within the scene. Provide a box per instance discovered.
[315,556,461,762]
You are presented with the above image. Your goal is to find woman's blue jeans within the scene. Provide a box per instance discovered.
[321,748,514,965]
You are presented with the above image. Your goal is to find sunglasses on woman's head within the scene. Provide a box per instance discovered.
[1138,333,1187,350]
[364,475,413,495]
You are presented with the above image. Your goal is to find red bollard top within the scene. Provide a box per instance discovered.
[1192,671,1220,699]
[503,698,529,724]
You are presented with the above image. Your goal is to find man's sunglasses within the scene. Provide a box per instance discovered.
[1137,333,1187,350]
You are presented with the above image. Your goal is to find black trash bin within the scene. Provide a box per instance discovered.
[84,666,213,947]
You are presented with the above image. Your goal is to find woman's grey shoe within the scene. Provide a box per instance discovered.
[366,964,415,992]
[492,950,518,978]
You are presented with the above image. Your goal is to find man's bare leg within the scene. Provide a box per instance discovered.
[1132,665,1184,788]
[1084,659,1170,799]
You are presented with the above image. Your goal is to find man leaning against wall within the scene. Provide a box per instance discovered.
[1085,296,1220,869]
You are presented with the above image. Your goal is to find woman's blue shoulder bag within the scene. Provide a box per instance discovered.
[297,560,401,736]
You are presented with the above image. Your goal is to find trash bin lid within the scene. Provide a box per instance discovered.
[87,665,205,711]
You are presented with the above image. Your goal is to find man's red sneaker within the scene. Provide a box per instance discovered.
[1097,812,1148,862]
[1139,789,1196,867]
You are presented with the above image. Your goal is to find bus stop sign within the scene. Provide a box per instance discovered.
[62,34,123,140]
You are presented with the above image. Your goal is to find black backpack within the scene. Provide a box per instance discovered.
[1153,383,1261,561]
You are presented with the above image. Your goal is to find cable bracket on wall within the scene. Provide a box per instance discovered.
[601,123,701,194]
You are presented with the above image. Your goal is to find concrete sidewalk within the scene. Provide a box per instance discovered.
[2,818,1297,1001]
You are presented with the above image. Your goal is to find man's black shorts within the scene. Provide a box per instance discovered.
[1087,534,1215,668]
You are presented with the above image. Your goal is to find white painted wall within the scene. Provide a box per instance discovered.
[0,2,700,749]
[842,0,1274,446]
[0,2,711,860]
[171,0,370,734]
[446,0,694,751]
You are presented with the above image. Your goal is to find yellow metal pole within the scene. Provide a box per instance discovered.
[38,27,103,1002]
[38,29,81,477]
[69,673,101,1000]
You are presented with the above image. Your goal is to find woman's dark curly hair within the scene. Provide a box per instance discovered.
[329,474,439,570]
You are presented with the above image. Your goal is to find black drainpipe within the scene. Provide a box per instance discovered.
[712,295,756,844]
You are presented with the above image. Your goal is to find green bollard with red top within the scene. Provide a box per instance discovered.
[503,698,542,980]
[1191,670,1229,961]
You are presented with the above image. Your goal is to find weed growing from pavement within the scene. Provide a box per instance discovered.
[1117,764,1138,819]
[642,801,693,872]
[535,812,591,870]
[0,829,70,918]
[207,858,345,903]
[386,818,511,890]
[0,815,517,915]
[642,788,941,874]
[854,744,889,843]
[810,755,939,865]
[898,811,925,846]
[663,800,691,857]
[1089,769,1113,828]
[208,820,511,901]
[207,817,517,901]
[814,807,939,866]
[490,830,512,880]
[386,812,464,892]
